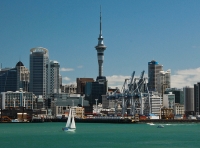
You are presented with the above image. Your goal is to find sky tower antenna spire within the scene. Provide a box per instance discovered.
[100,5,102,36]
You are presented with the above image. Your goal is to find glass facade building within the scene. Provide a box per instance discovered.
[0,61,29,93]
[85,79,107,106]
[148,60,163,91]
[194,83,200,115]
[165,88,184,105]
[29,47,49,97]
[0,68,17,92]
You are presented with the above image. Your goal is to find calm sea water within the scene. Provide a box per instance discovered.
[0,122,200,148]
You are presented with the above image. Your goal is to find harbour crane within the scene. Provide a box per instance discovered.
[106,70,150,117]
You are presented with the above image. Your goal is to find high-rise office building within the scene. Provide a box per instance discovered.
[184,86,194,113]
[0,61,29,92]
[29,47,49,97]
[46,61,60,95]
[148,60,163,91]
[156,70,171,94]
[194,83,200,115]
[16,61,29,92]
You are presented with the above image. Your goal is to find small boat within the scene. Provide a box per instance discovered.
[11,119,19,122]
[157,124,164,128]
[62,108,76,132]
[147,122,154,125]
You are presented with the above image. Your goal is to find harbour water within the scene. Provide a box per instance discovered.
[0,122,200,148]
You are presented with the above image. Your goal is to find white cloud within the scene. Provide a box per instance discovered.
[171,68,200,88]
[77,65,83,68]
[60,68,74,72]
[62,81,77,86]
[107,75,132,90]
[63,77,70,81]
[106,68,200,90]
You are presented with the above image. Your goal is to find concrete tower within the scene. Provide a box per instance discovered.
[95,6,106,81]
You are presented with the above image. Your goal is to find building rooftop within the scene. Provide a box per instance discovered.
[16,61,24,67]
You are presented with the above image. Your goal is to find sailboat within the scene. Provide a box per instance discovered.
[62,108,76,132]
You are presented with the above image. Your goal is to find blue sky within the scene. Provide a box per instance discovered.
[1,0,200,89]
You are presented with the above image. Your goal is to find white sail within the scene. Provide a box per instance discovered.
[66,108,71,127]
[70,111,76,129]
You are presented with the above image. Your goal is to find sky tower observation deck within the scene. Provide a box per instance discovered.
[95,7,106,82]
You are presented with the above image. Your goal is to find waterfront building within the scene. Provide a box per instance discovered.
[156,70,171,94]
[29,47,49,98]
[0,89,34,109]
[174,103,185,115]
[46,60,60,95]
[148,60,163,91]
[50,93,89,116]
[184,86,194,115]
[149,91,163,116]
[194,83,200,115]
[0,61,29,93]
[163,92,175,110]
[165,88,184,104]
[85,81,107,105]
[54,106,84,119]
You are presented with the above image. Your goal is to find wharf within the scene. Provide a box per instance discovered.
[2,118,200,124]
[43,118,133,123]
[139,119,200,123]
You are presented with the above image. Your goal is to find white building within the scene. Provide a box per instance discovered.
[156,69,171,94]
[163,92,175,110]
[1,90,34,109]
[150,91,163,116]
[174,103,184,115]
[46,60,60,95]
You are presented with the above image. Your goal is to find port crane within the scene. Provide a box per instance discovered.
[107,71,150,117]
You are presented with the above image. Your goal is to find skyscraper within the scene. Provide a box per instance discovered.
[184,86,194,115]
[46,60,60,95]
[194,83,200,115]
[148,60,163,91]
[16,61,29,92]
[29,47,49,97]
[156,70,171,94]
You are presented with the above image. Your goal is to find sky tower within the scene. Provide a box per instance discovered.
[95,6,106,81]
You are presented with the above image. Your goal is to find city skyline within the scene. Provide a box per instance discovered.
[1,0,200,89]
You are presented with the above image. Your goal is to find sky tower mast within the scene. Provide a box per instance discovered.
[95,6,106,79]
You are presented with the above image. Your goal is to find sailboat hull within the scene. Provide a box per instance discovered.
[62,127,75,132]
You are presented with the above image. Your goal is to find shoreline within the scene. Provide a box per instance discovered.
[1,118,200,123]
